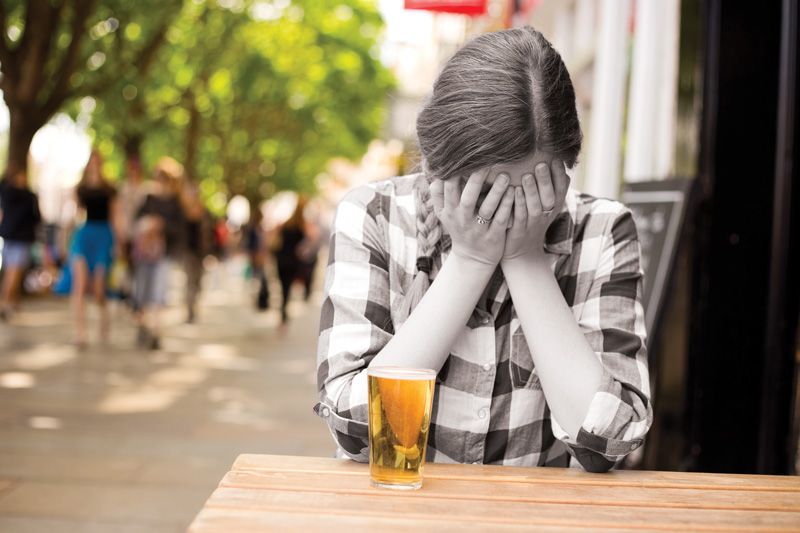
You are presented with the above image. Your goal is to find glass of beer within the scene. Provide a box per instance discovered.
[367,366,436,490]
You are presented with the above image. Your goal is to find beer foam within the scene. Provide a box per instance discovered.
[367,367,436,380]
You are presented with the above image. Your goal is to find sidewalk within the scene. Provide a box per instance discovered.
[0,256,334,532]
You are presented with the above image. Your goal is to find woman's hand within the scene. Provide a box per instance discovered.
[430,170,514,267]
[503,159,569,262]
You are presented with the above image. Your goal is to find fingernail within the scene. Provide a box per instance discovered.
[522,173,533,184]
[497,173,510,184]
[535,163,548,175]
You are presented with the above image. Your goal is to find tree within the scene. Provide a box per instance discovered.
[87,0,249,181]
[0,0,182,177]
[89,0,395,209]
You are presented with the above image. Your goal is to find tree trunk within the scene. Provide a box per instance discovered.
[4,106,40,178]
[124,133,143,168]
[185,96,201,181]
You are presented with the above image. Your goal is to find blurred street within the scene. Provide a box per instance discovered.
[0,256,332,532]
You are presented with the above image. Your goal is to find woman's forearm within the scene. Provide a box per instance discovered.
[501,254,603,438]
[370,253,495,372]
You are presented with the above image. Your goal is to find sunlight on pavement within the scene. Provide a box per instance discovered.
[0,372,35,388]
[97,367,209,414]
[188,343,258,371]
[27,416,63,430]
[97,388,182,414]
[11,344,74,370]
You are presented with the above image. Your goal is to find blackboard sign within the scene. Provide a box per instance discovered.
[621,179,694,345]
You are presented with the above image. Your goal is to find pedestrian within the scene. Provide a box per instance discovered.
[213,216,229,259]
[315,27,652,472]
[273,196,309,326]
[245,206,269,312]
[295,200,324,302]
[116,152,147,302]
[67,150,119,348]
[132,157,185,349]
[180,180,210,323]
[0,169,41,321]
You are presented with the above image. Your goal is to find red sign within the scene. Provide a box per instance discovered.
[404,0,488,16]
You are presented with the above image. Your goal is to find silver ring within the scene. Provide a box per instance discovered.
[476,215,491,225]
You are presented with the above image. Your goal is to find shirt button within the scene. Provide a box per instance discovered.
[481,317,490,325]
[483,363,492,371]
[478,408,488,419]
[321,407,330,417]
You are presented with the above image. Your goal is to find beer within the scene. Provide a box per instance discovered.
[367,367,436,490]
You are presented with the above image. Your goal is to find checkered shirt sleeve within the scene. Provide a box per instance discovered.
[550,206,653,468]
[314,184,390,462]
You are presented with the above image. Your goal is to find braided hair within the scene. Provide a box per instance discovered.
[396,173,442,324]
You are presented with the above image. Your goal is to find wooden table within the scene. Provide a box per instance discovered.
[189,454,800,531]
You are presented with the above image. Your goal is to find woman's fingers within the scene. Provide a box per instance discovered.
[430,179,444,214]
[522,172,543,216]
[534,163,555,211]
[490,187,515,230]
[551,159,570,203]
[443,178,461,211]
[477,172,510,220]
[460,169,488,212]
[513,186,527,227]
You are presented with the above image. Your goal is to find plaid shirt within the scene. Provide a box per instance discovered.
[315,175,652,471]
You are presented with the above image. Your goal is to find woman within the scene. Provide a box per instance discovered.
[315,27,652,472]
[181,181,209,323]
[132,157,185,349]
[0,169,41,321]
[69,150,118,347]
[274,197,309,326]
[245,207,269,312]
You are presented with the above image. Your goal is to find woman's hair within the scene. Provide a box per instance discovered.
[398,26,581,323]
[79,150,113,191]
[153,156,184,194]
[284,195,308,230]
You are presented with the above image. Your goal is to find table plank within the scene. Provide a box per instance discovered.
[192,507,623,532]
[198,486,800,531]
[219,469,800,512]
[189,455,800,532]
[233,454,800,492]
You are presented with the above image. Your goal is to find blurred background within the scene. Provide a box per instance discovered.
[0,0,797,531]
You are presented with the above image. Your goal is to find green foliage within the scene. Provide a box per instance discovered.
[86,0,395,211]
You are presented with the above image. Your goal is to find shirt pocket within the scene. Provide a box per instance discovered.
[509,329,541,390]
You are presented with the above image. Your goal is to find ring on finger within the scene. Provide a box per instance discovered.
[476,215,491,225]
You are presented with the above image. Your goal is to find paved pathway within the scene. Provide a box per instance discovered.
[0,256,334,532]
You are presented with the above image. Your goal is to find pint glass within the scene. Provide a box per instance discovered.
[367,367,436,490]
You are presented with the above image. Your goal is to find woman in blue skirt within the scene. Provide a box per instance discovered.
[70,150,119,348]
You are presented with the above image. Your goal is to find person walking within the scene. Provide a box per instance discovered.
[245,207,269,312]
[132,157,185,349]
[180,181,210,323]
[273,197,309,326]
[295,201,324,302]
[116,153,146,303]
[68,150,119,348]
[315,27,652,472]
[0,169,41,321]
